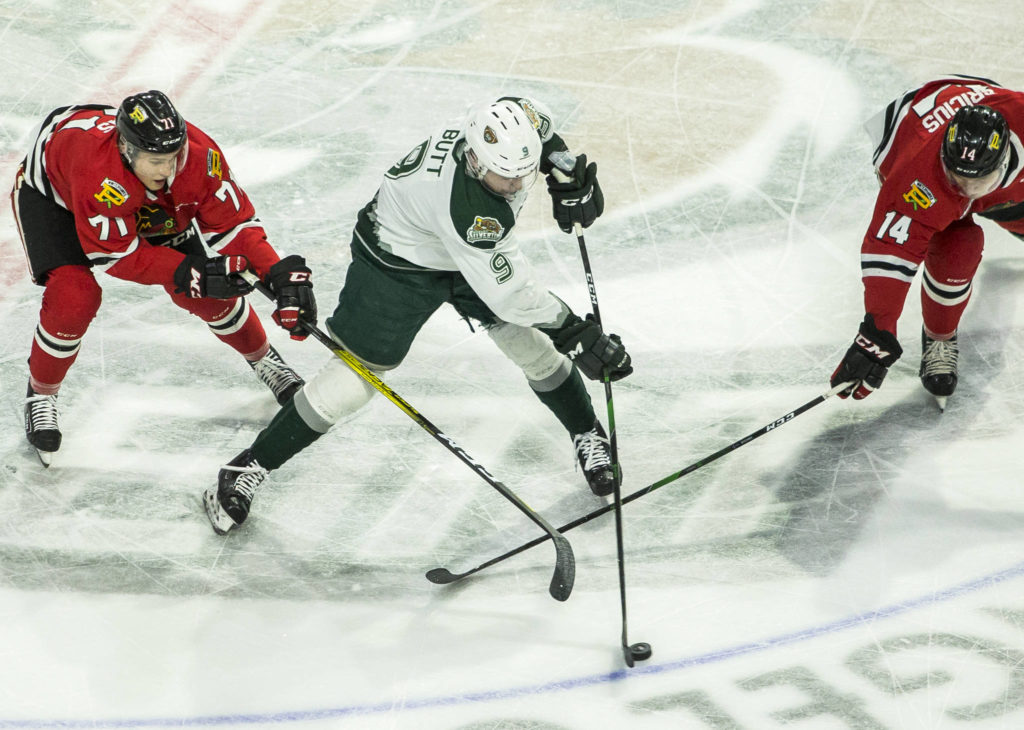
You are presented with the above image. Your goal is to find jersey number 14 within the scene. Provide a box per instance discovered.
[876,211,912,244]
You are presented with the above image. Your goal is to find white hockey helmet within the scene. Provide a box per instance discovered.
[464,100,542,179]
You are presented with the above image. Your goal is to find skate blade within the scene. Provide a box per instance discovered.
[34,448,53,468]
[203,487,237,535]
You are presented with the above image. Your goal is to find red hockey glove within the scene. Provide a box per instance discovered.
[831,314,902,399]
[265,255,316,341]
[173,254,253,299]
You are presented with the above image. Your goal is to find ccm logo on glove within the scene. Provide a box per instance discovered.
[265,255,317,341]
[172,254,253,299]
[853,333,894,360]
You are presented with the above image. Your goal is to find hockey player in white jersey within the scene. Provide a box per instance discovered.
[204,96,632,534]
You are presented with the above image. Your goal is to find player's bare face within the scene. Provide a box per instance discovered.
[481,169,536,201]
[944,164,1003,200]
[481,170,525,200]
[132,150,180,191]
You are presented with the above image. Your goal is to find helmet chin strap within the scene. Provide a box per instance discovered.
[464,148,486,180]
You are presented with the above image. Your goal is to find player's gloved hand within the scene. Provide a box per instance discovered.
[542,313,633,382]
[546,153,604,233]
[173,254,253,299]
[265,254,316,340]
[831,314,902,399]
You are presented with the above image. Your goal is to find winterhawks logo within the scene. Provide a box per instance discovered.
[903,180,936,210]
[207,149,222,179]
[94,178,129,208]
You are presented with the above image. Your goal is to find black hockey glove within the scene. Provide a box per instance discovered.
[265,254,316,341]
[542,313,633,382]
[831,314,902,400]
[172,254,253,299]
[546,154,605,234]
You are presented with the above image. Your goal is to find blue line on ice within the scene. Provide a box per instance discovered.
[5,558,1023,728]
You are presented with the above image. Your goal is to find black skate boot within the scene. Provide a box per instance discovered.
[204,449,269,535]
[572,421,619,497]
[24,382,61,467]
[920,328,959,411]
[249,345,303,404]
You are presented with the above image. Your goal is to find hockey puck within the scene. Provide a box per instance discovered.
[629,642,652,661]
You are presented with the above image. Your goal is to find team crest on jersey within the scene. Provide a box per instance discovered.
[135,204,175,236]
[94,178,129,208]
[207,149,222,179]
[903,179,936,210]
[467,215,504,244]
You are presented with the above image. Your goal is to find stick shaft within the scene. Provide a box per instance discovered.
[430,383,849,581]
[241,272,575,599]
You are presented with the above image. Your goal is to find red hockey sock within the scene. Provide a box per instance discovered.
[29,265,102,394]
[920,218,983,337]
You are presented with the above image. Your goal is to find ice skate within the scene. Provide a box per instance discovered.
[573,421,619,497]
[920,328,959,412]
[250,345,303,404]
[204,449,268,534]
[24,382,61,467]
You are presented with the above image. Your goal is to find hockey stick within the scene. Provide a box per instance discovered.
[238,269,575,601]
[551,165,647,665]
[426,381,851,586]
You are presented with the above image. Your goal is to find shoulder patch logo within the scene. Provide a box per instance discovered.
[207,149,222,179]
[94,178,129,208]
[517,99,550,137]
[467,215,504,244]
[903,179,936,210]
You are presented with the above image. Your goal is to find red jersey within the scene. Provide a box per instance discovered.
[861,75,1024,333]
[20,104,279,286]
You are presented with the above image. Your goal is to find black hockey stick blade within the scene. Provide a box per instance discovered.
[549,534,575,602]
[424,567,461,584]
[427,534,575,601]
[425,383,853,585]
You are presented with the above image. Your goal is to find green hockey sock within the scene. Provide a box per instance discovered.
[531,367,596,436]
[251,398,324,471]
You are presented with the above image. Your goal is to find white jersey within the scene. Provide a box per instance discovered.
[351,98,564,328]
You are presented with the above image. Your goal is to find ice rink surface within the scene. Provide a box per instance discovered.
[2,1,1024,727]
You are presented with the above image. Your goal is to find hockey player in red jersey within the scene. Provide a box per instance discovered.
[831,74,1024,410]
[11,90,317,465]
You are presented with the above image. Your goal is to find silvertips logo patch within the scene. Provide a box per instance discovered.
[467,215,504,244]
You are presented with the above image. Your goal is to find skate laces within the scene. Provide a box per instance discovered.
[573,428,611,473]
[251,349,300,397]
[222,462,268,501]
[25,393,59,431]
[921,336,959,376]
